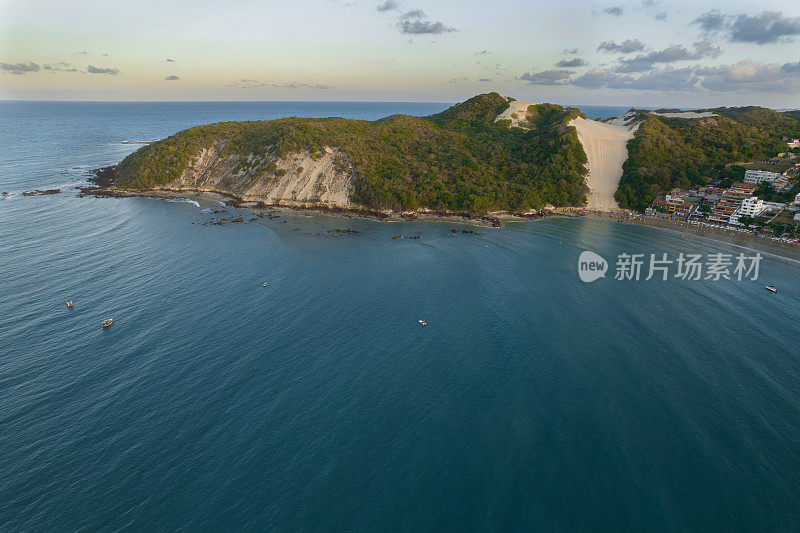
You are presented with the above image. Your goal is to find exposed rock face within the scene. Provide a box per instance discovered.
[165,144,354,207]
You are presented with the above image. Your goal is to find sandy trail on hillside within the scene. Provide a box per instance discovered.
[494,100,535,130]
[569,117,634,210]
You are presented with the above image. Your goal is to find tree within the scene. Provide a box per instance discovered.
[738,215,754,227]
[698,204,712,217]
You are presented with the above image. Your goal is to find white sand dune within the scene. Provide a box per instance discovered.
[494,100,535,130]
[569,117,635,211]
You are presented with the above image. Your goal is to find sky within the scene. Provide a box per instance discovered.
[0,0,799,107]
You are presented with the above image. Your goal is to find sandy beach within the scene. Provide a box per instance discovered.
[590,210,800,261]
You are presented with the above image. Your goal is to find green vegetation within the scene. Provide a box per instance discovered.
[114,95,799,215]
[710,106,800,138]
[116,93,589,214]
[782,110,800,123]
[616,111,792,211]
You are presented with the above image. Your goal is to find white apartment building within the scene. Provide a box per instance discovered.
[729,197,766,225]
[743,170,781,185]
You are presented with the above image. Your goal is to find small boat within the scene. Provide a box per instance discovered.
[263,282,268,287]
[418,320,427,326]
[102,318,114,328]
[66,300,74,308]
[765,285,778,293]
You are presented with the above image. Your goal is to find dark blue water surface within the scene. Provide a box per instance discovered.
[1,102,799,531]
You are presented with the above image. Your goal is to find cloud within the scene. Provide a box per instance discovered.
[696,59,800,92]
[600,6,623,16]
[271,81,334,89]
[226,79,265,88]
[692,10,726,33]
[614,40,721,73]
[557,58,587,67]
[692,10,800,44]
[87,65,119,74]
[165,75,180,80]
[561,48,579,54]
[478,78,492,82]
[397,9,456,34]
[531,59,800,93]
[597,39,645,53]
[77,51,88,55]
[571,69,630,89]
[166,58,175,62]
[519,69,574,85]
[654,12,667,21]
[730,11,800,44]
[624,67,700,91]
[42,61,77,72]
[475,50,490,55]
[376,0,399,11]
[781,61,800,73]
[0,61,41,74]
[571,67,699,91]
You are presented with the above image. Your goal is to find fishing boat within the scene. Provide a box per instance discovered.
[765,285,778,293]
[66,300,73,308]
[102,318,114,328]
[418,320,427,326]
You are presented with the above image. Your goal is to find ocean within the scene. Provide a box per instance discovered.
[2,101,799,531]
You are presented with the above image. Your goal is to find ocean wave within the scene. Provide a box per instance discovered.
[165,198,201,208]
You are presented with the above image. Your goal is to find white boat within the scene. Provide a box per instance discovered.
[66,300,73,308]
[418,320,427,326]
[765,285,778,293]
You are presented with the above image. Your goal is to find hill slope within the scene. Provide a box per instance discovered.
[115,93,589,214]
[709,106,800,138]
[615,109,791,211]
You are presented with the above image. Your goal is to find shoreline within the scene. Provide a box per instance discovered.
[81,167,800,260]
[589,211,800,261]
[80,166,574,227]
[79,185,557,227]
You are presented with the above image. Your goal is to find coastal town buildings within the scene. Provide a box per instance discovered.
[708,182,756,224]
[646,192,699,219]
[738,196,766,217]
[697,186,725,202]
[729,196,765,225]
[744,169,781,185]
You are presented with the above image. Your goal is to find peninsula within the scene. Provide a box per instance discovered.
[90,93,800,226]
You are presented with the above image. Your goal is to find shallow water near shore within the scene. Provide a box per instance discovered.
[2,102,800,530]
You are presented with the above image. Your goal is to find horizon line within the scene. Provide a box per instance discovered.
[0,99,795,111]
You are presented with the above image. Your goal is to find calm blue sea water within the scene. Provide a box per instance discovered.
[2,102,799,531]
